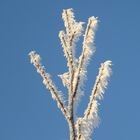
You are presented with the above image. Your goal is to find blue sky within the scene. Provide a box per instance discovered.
[0,0,140,140]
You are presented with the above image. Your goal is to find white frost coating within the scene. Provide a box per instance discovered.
[62,8,75,36]
[58,72,70,88]
[59,31,72,68]
[76,60,112,140]
[29,51,68,118]
[72,17,98,107]
[92,60,112,100]
[73,69,86,112]
[73,90,84,115]
[62,8,84,60]
[29,51,41,64]
[76,102,99,140]
[29,9,112,140]
[59,9,85,97]
[81,16,98,70]
[70,21,84,58]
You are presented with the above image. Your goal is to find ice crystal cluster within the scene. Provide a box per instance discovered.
[29,8,112,140]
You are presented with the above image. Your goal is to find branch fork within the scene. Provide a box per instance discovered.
[29,8,112,140]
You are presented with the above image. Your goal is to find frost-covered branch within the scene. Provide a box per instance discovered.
[62,8,75,37]
[84,60,112,118]
[29,8,112,140]
[62,9,84,44]
[76,61,112,140]
[73,16,98,101]
[60,9,84,92]
[29,51,69,120]
[59,31,73,90]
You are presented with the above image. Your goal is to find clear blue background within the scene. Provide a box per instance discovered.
[0,0,140,140]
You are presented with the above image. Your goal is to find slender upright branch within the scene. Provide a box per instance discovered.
[62,9,84,140]
[73,17,98,99]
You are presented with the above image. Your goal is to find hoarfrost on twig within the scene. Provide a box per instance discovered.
[29,8,112,140]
